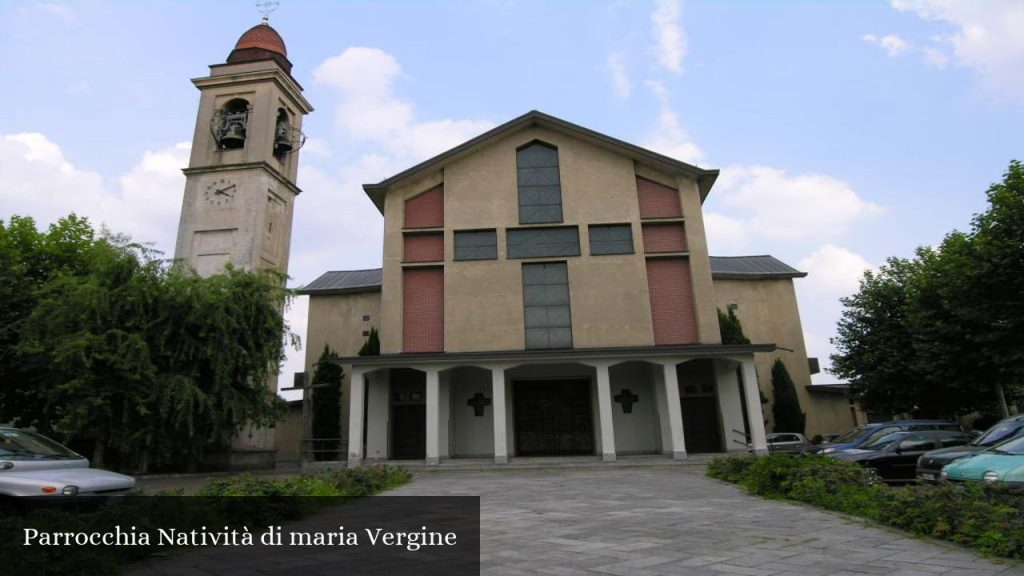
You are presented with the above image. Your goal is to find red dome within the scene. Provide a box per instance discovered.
[234,23,287,56]
[226,22,292,73]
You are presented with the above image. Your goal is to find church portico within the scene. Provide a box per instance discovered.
[342,344,771,468]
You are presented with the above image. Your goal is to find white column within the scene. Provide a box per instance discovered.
[425,368,440,465]
[347,368,365,467]
[715,361,746,453]
[662,362,687,459]
[741,358,768,455]
[491,366,508,464]
[595,363,616,462]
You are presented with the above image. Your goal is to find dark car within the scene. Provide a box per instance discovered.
[917,414,1024,482]
[831,430,974,483]
[806,420,963,455]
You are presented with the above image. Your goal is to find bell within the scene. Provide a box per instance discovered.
[220,123,245,148]
[274,134,293,154]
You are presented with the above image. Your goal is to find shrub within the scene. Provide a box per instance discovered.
[706,454,1024,559]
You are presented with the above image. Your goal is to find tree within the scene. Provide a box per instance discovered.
[358,326,380,356]
[770,359,805,434]
[0,214,291,469]
[310,346,343,461]
[832,161,1024,418]
[718,307,750,345]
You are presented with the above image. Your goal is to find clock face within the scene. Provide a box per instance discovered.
[204,178,237,206]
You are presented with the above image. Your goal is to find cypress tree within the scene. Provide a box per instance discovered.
[358,326,380,356]
[718,307,750,345]
[310,345,343,461]
[771,358,806,434]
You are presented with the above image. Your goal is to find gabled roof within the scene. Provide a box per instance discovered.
[707,255,807,280]
[296,268,382,295]
[299,255,805,296]
[362,110,719,214]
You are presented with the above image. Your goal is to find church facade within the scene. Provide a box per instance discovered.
[170,21,849,466]
[301,111,839,466]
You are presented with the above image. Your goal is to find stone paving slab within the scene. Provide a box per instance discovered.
[386,466,1024,576]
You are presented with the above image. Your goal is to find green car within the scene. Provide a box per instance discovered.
[941,434,1024,485]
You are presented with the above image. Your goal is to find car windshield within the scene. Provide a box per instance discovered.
[989,435,1024,455]
[832,426,872,444]
[972,421,1024,447]
[861,432,906,450]
[0,429,81,460]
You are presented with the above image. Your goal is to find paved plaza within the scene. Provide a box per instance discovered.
[131,465,1024,575]
[390,466,1024,576]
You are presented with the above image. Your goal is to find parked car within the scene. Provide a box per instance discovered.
[806,420,963,455]
[811,433,841,445]
[831,430,973,483]
[941,434,1024,486]
[917,414,1024,482]
[766,433,813,454]
[0,427,135,506]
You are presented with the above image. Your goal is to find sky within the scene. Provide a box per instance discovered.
[2,0,1022,398]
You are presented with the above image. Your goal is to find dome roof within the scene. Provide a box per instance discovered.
[233,22,287,56]
[226,22,292,73]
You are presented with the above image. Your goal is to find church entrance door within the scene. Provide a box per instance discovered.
[390,369,426,460]
[514,379,594,456]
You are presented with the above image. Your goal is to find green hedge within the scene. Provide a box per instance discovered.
[707,455,1024,559]
[1,465,412,576]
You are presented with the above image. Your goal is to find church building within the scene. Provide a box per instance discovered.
[300,109,841,466]
[171,20,850,467]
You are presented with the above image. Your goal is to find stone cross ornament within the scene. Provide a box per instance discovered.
[614,389,639,414]
[467,393,492,417]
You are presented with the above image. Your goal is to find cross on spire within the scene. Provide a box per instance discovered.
[257,1,279,24]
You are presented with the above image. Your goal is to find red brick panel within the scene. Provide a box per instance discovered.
[645,258,698,345]
[636,177,682,219]
[404,185,444,229]
[403,233,444,262]
[403,268,444,352]
[642,223,687,253]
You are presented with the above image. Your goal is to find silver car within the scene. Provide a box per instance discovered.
[0,427,136,499]
[766,432,813,454]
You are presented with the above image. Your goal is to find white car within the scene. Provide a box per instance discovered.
[0,427,136,501]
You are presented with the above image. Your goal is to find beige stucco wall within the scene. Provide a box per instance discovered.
[303,291,383,447]
[377,125,719,354]
[712,277,837,438]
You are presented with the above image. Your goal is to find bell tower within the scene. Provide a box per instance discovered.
[174,19,313,278]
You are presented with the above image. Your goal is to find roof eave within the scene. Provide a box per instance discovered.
[712,272,808,280]
[361,110,719,214]
[296,285,382,297]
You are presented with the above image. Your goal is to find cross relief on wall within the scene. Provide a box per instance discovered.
[467,393,492,417]
[614,389,639,414]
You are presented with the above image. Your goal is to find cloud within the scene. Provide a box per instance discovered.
[798,244,875,304]
[796,244,875,382]
[37,3,76,23]
[606,51,632,100]
[922,45,951,69]
[650,0,686,74]
[313,47,494,163]
[862,33,910,57]
[705,165,882,250]
[642,80,704,165]
[0,134,188,255]
[890,0,1024,97]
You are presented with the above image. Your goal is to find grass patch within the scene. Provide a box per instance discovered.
[707,454,1024,559]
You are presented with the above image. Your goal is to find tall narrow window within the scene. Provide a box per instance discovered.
[517,142,563,224]
[522,262,572,349]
